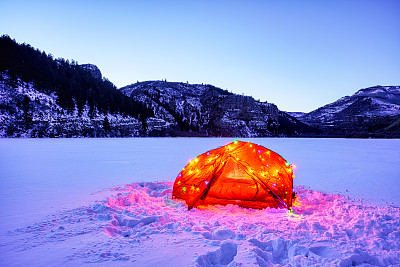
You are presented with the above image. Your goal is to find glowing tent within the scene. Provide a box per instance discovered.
[172,141,296,210]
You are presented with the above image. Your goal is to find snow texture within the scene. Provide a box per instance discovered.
[300,85,400,124]
[1,182,399,266]
[0,138,399,266]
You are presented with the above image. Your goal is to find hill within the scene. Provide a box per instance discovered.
[120,81,317,137]
[0,35,316,137]
[295,86,400,137]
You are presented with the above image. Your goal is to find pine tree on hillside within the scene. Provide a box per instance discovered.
[0,35,154,121]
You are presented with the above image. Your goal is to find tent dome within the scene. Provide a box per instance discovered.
[172,141,296,210]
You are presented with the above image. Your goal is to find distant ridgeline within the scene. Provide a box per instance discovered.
[292,86,400,138]
[0,35,399,138]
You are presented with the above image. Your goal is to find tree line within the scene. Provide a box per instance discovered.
[0,35,154,120]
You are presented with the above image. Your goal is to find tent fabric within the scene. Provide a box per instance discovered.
[172,141,295,210]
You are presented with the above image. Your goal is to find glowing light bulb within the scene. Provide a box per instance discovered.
[291,164,296,169]
[205,181,209,185]
[194,158,199,162]
[207,152,210,156]
[249,144,253,147]
[273,183,277,186]
[285,162,289,167]
[182,187,186,191]
[234,140,238,144]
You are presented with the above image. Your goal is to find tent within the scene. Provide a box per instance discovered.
[172,141,296,210]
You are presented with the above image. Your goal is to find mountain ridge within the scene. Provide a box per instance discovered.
[295,85,400,137]
[0,35,399,138]
[119,80,317,137]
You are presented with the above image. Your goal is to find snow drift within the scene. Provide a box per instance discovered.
[1,181,399,266]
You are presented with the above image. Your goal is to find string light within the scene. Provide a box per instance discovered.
[173,141,295,210]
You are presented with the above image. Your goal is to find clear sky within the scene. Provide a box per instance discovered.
[1,0,399,112]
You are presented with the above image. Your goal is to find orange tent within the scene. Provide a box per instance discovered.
[172,141,296,210]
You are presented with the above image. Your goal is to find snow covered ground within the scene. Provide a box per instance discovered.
[0,138,399,266]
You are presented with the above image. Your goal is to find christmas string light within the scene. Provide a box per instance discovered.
[172,140,296,210]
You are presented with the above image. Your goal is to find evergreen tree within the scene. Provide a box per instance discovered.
[103,116,111,132]
[22,95,32,130]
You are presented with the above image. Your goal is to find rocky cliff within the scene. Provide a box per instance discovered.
[120,81,317,137]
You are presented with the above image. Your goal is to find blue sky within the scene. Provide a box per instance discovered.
[1,0,399,112]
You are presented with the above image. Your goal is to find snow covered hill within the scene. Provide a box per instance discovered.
[0,74,316,138]
[120,81,316,137]
[0,74,142,137]
[296,86,400,137]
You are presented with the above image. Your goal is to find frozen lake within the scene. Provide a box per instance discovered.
[0,138,399,232]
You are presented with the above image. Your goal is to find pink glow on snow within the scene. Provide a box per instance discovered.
[100,182,400,266]
[1,181,399,266]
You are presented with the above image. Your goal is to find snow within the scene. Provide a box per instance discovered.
[0,138,399,266]
[0,77,142,137]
